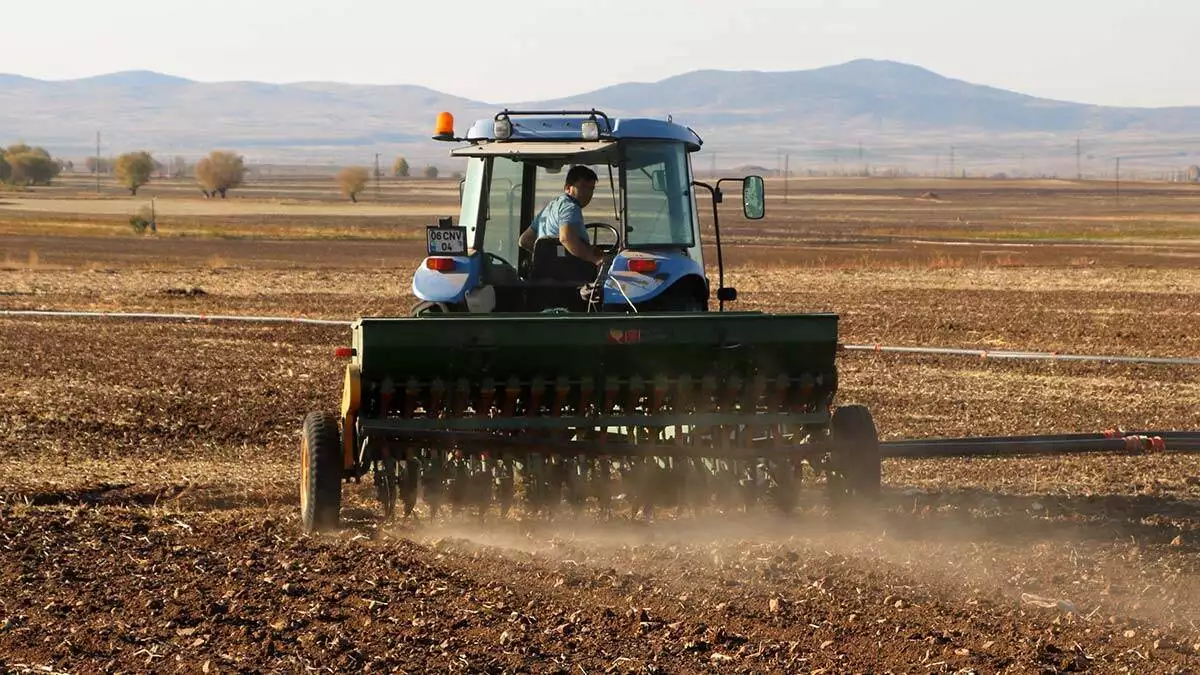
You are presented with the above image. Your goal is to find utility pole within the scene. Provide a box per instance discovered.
[858,140,864,176]
[783,154,789,204]
[1115,157,1121,205]
[374,153,381,196]
[949,146,955,179]
[95,131,101,193]
[1076,138,1081,180]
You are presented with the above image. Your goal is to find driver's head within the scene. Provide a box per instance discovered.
[564,165,598,208]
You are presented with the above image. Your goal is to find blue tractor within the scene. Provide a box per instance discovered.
[410,109,765,316]
[296,109,883,531]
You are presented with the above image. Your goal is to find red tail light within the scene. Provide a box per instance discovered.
[426,257,456,272]
[333,346,354,359]
[627,259,658,274]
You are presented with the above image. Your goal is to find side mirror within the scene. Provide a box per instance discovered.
[742,175,764,219]
[717,287,738,303]
[650,169,667,193]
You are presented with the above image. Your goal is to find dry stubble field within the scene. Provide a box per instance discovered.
[1,175,1199,673]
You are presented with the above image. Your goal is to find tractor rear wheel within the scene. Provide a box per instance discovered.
[411,301,457,317]
[300,411,343,533]
[826,404,881,504]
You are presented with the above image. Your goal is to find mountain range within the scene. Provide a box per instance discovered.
[1,59,1197,175]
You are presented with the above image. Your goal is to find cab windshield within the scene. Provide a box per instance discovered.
[466,140,694,264]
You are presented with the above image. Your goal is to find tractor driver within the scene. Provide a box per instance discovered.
[519,165,605,267]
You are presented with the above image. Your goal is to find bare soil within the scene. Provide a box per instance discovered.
[1,179,1199,673]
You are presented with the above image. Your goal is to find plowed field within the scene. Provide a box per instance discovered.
[2,179,1199,673]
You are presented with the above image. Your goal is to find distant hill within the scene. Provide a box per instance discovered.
[540,60,1200,134]
[2,59,1198,174]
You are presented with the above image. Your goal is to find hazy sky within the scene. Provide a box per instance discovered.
[5,0,1196,107]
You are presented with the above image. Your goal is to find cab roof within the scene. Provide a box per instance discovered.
[461,112,703,152]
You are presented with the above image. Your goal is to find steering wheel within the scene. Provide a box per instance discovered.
[483,251,515,270]
[585,222,621,255]
[479,251,521,284]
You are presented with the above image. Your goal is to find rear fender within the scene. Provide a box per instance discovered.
[412,255,480,303]
[602,251,705,305]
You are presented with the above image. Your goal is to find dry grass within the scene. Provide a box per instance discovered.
[4,175,1198,248]
[0,196,449,218]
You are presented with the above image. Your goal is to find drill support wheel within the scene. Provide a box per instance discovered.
[826,404,882,505]
[300,411,343,533]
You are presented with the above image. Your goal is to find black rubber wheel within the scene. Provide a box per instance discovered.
[410,301,455,317]
[300,411,343,533]
[827,404,881,503]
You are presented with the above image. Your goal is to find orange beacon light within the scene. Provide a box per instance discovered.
[433,112,455,141]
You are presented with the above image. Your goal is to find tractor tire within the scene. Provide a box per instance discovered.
[410,301,455,317]
[300,411,343,533]
[826,404,881,504]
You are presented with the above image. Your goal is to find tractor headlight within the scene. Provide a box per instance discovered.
[580,120,599,141]
[494,115,513,139]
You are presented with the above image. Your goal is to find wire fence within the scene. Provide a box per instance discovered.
[3,308,1198,366]
[0,309,350,327]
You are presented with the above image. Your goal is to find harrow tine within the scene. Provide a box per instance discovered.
[423,448,444,519]
[626,375,652,519]
[651,375,676,513]
[595,378,617,518]
[401,448,419,518]
[496,454,515,518]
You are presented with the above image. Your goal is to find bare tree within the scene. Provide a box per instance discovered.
[114,151,156,196]
[1187,165,1200,183]
[195,150,245,198]
[337,166,370,203]
[0,154,9,183]
[422,165,439,179]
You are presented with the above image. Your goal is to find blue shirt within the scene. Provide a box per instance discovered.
[529,193,585,242]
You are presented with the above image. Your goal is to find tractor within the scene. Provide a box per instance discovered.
[299,109,880,532]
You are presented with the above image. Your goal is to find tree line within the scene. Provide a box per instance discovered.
[1,145,449,199]
[335,157,443,201]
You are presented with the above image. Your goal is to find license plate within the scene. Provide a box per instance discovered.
[426,225,467,255]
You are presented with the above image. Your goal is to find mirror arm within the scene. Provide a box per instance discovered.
[691,180,727,311]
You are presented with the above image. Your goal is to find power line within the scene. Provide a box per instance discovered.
[1080,137,1089,180]
[783,153,789,203]
[1115,157,1121,205]
[3,308,1195,366]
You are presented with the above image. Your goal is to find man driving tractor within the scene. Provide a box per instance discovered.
[518,165,606,266]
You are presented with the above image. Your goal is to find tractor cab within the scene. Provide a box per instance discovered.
[412,109,764,316]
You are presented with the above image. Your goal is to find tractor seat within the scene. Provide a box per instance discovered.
[526,237,597,284]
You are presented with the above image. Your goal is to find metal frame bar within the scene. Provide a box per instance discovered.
[368,428,830,461]
[360,411,829,433]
